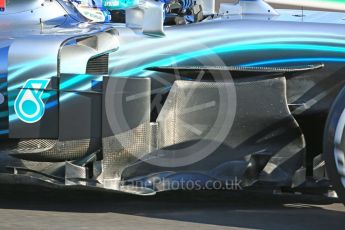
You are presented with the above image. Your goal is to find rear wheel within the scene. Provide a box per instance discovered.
[324,87,345,204]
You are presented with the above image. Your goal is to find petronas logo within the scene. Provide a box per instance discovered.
[14,79,50,123]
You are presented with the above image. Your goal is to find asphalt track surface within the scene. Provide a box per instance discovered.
[0,186,343,230]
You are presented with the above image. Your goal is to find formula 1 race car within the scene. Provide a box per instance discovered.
[1,0,345,204]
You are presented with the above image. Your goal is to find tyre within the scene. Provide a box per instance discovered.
[324,87,345,204]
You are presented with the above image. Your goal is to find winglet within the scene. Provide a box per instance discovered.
[126,0,165,37]
[146,64,324,80]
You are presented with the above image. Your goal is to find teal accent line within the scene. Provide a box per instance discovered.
[0,130,8,135]
[0,111,8,118]
[109,35,345,69]
[117,43,345,77]
[8,42,345,122]
[110,32,345,62]
[8,56,55,81]
[7,72,55,92]
[59,74,92,90]
[242,57,345,66]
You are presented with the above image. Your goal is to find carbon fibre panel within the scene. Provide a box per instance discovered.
[122,77,306,189]
[5,138,100,162]
[102,77,151,188]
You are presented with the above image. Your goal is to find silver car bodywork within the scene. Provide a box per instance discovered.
[1,0,345,197]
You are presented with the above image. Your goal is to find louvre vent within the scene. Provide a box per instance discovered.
[86,54,109,75]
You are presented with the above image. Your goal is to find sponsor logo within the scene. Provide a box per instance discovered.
[14,79,50,123]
